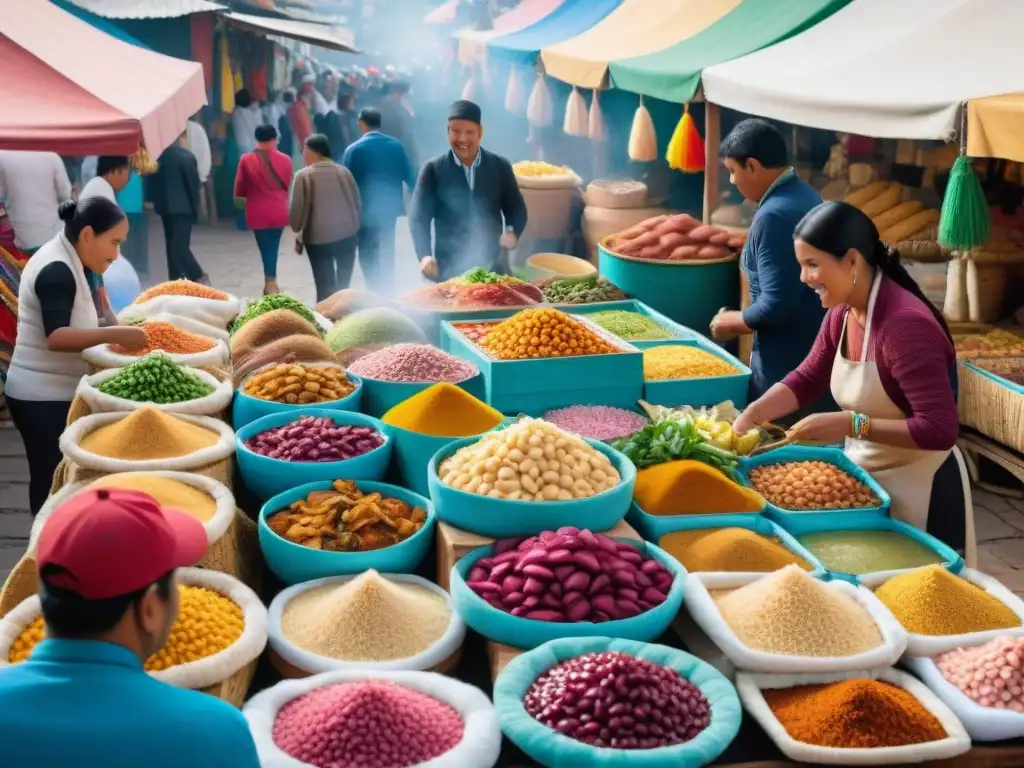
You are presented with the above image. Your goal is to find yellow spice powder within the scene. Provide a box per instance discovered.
[89,474,217,523]
[80,407,218,460]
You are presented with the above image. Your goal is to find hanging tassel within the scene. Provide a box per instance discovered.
[666,103,705,173]
[588,89,605,142]
[505,68,525,114]
[526,72,552,127]
[563,87,588,137]
[628,95,657,162]
[939,103,991,249]
[129,148,158,176]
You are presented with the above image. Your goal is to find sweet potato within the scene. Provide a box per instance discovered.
[641,214,670,231]
[605,236,625,251]
[616,239,641,256]
[616,223,652,241]
[639,245,665,260]
[659,232,689,249]
[709,231,732,246]
[668,245,700,260]
[697,245,731,260]
[726,233,748,250]
[631,231,660,249]
[687,225,717,243]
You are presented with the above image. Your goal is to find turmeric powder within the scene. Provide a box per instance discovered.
[89,474,217,522]
[633,460,764,516]
[80,408,219,460]
[660,528,809,572]
[382,382,503,437]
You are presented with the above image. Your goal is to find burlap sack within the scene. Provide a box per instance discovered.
[82,338,231,374]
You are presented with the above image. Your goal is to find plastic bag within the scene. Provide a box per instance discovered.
[267,574,465,675]
[82,337,230,372]
[59,411,235,475]
[76,365,233,418]
[243,669,502,767]
[735,667,971,765]
[0,568,267,691]
[123,293,240,331]
[684,572,907,674]
[494,636,742,768]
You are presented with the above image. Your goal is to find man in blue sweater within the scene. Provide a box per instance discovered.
[710,119,829,407]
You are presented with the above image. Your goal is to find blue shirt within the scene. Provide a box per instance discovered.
[342,131,415,226]
[451,148,482,191]
[0,639,260,768]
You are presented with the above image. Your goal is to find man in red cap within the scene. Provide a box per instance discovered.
[0,488,260,767]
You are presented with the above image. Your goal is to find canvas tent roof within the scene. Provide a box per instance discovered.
[485,0,621,68]
[969,94,1024,163]
[458,0,562,66]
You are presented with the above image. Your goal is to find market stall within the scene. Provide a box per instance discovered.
[457,0,563,66]
[481,0,622,68]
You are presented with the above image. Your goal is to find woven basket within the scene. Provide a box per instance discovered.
[957,361,1024,453]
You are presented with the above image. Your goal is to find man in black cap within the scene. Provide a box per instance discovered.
[409,99,527,281]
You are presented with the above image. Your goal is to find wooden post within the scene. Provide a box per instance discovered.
[703,102,721,224]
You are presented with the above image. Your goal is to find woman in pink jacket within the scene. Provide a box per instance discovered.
[234,124,293,295]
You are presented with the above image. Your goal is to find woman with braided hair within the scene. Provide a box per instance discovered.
[733,201,965,548]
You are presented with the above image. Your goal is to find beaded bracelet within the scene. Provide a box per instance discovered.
[851,412,871,440]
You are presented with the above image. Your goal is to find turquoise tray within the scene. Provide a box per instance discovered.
[406,306,530,346]
[450,539,686,649]
[737,445,891,523]
[636,338,751,408]
[494,637,742,768]
[598,243,739,336]
[441,318,644,414]
[776,512,964,585]
[564,299,700,343]
[628,504,765,545]
[643,513,827,576]
[359,372,485,418]
[960,359,1024,394]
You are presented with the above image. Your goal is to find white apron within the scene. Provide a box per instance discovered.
[830,274,949,530]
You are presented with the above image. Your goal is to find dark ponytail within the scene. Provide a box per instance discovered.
[58,198,126,244]
[794,201,953,345]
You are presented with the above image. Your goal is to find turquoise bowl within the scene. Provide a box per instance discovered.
[358,372,485,418]
[232,371,364,430]
[427,436,636,538]
[450,539,686,649]
[235,409,392,500]
[258,480,435,585]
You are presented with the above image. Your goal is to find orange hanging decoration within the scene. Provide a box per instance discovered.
[666,103,705,173]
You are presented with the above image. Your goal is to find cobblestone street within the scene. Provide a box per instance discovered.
[3,217,1024,588]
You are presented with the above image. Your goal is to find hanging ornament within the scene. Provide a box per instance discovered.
[628,95,657,162]
[526,72,552,127]
[563,87,588,137]
[666,102,705,173]
[939,103,991,250]
[505,67,525,114]
[588,89,606,142]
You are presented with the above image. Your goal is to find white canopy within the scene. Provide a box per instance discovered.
[702,0,1024,140]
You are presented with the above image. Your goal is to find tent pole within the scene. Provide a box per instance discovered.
[703,102,720,224]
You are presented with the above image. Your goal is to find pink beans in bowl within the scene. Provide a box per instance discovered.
[245,415,384,462]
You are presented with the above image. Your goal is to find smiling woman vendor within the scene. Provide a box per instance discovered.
[5,199,146,515]
[734,201,964,548]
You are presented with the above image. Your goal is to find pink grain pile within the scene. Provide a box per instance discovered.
[936,636,1024,711]
[348,343,478,383]
[543,406,648,441]
[273,680,464,767]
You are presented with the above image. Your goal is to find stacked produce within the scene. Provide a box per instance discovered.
[763,679,947,747]
[272,681,464,767]
[542,405,647,442]
[135,280,229,302]
[604,214,746,262]
[280,571,451,662]
[242,363,355,405]
[954,328,1024,359]
[10,585,244,669]
[382,382,503,438]
[89,474,217,522]
[633,460,764,516]
[244,416,383,463]
[267,480,426,551]
[438,418,620,501]
[660,528,810,573]
[712,566,883,657]
[586,310,675,341]
[403,269,543,311]
[96,353,213,404]
[613,408,760,473]
[325,307,427,358]
[936,636,1024,711]
[466,527,673,623]
[480,308,619,360]
[642,345,738,380]
[538,275,627,305]
[524,651,711,749]
[641,401,778,453]
[348,343,478,383]
[231,294,320,337]
[109,321,216,356]
[844,182,940,245]
[874,565,1021,635]
[81,408,219,460]
[232,336,337,390]
[798,529,943,575]
[748,460,881,511]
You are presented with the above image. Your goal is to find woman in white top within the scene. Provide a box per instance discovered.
[5,198,145,514]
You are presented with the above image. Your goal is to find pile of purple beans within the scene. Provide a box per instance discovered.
[467,527,675,622]
[525,651,711,749]
[244,415,384,462]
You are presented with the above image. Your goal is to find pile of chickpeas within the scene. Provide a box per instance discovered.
[480,309,618,360]
[748,460,881,510]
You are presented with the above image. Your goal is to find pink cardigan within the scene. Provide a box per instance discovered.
[234,149,292,230]
[782,276,958,451]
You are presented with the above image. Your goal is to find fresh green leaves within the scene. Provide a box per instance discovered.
[461,267,506,285]
[611,414,739,472]
[230,294,320,337]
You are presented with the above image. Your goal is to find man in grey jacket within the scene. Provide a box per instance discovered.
[378,80,418,171]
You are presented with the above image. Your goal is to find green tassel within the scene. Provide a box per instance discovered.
[938,155,991,249]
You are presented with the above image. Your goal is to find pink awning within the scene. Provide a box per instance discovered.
[425,0,459,24]
[0,0,207,156]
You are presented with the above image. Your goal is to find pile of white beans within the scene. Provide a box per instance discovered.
[439,418,621,501]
